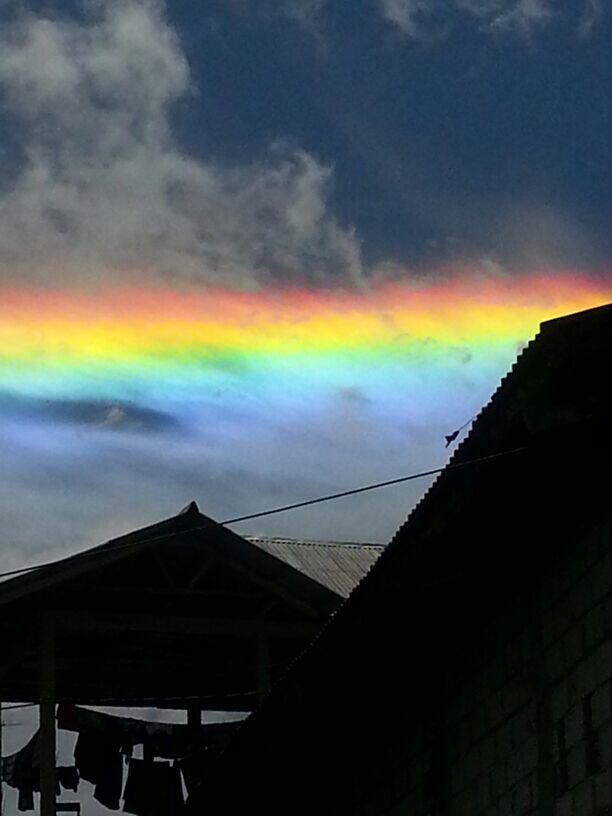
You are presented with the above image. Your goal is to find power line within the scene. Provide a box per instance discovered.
[0,446,526,583]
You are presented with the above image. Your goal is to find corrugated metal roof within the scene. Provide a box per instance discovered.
[244,537,384,598]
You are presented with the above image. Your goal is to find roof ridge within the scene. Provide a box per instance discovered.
[540,301,612,329]
[244,536,383,550]
[383,329,542,553]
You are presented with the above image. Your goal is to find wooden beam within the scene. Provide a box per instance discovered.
[53,611,319,640]
[79,586,269,601]
[39,618,56,816]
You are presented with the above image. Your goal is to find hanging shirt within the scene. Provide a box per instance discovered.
[74,731,123,810]
[122,758,184,815]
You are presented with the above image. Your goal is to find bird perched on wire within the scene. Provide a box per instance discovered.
[444,414,477,447]
[445,430,460,448]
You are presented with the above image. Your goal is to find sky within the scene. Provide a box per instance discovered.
[0,0,611,812]
[0,0,611,565]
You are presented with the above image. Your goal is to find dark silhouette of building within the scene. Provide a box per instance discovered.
[187,303,612,816]
[0,502,381,814]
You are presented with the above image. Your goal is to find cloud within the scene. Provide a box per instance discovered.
[0,393,180,432]
[461,0,553,36]
[0,0,362,289]
[379,0,553,39]
[377,0,446,40]
[281,0,326,29]
[579,0,602,38]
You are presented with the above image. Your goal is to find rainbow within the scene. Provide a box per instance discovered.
[0,270,610,430]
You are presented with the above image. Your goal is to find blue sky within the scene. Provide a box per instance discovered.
[0,0,609,571]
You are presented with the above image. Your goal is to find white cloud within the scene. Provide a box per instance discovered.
[0,0,363,289]
[282,0,326,28]
[378,0,442,39]
[380,0,553,39]
[579,0,602,38]
[485,0,552,36]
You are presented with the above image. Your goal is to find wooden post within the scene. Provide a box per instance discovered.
[187,705,202,730]
[0,699,3,816]
[40,619,56,816]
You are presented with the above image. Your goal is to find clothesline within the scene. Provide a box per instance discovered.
[0,446,527,581]
[1,689,257,712]
[1,704,239,812]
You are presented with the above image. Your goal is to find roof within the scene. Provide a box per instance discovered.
[245,537,383,598]
[0,501,376,706]
[186,302,612,814]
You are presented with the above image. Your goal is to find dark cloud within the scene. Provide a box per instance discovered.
[338,387,372,404]
[0,0,363,289]
[0,393,180,433]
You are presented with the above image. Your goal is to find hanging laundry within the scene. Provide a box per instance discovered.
[1,730,41,812]
[176,755,202,797]
[122,758,184,815]
[58,765,80,793]
[58,702,241,761]
[74,731,123,810]
[1,736,64,811]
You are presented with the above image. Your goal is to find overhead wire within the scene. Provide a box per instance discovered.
[0,445,526,583]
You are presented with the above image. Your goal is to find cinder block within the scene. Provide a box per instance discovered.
[605,594,612,637]
[497,722,514,758]
[488,767,504,802]
[581,532,603,572]
[512,707,533,748]
[565,705,583,747]
[567,579,587,623]
[506,751,523,786]
[591,553,612,606]
[552,682,570,724]
[521,738,538,773]
[545,602,574,646]
[567,741,587,789]
[451,760,465,795]
[488,691,505,728]
[597,719,612,769]
[555,791,573,816]
[465,746,481,782]
[593,768,612,811]
[594,640,612,688]
[453,789,471,816]
[592,680,612,728]
[571,778,594,814]
[471,704,487,741]
[497,791,513,816]
[480,734,497,772]
[563,625,583,672]
[575,640,612,697]
[545,640,566,684]
[583,605,607,652]
[515,775,533,813]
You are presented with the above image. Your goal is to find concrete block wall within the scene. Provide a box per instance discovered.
[346,516,612,816]
[543,519,612,816]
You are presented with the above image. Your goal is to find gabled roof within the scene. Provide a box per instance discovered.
[0,500,379,705]
[245,537,383,598]
[0,502,376,609]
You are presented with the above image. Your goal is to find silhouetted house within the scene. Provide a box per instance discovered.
[187,303,612,816]
[0,503,381,814]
